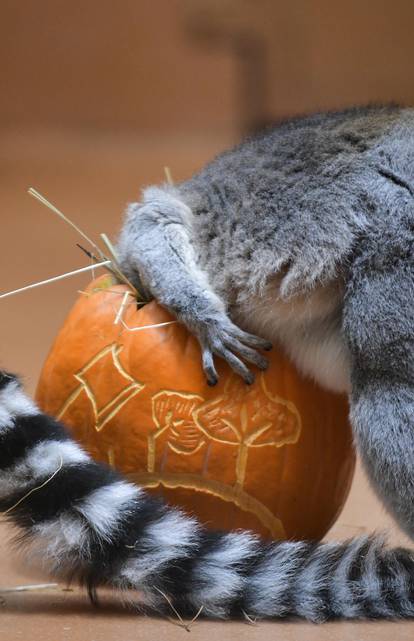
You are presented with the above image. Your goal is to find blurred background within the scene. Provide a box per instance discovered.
[1,0,414,552]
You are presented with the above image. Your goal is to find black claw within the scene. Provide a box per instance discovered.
[205,366,218,386]
[263,341,273,351]
[244,372,255,385]
[258,359,269,371]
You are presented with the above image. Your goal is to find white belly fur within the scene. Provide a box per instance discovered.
[234,278,351,394]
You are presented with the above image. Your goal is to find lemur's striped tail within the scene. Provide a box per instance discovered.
[1,371,414,622]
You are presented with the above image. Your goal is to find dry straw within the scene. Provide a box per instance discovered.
[27,188,141,298]
[0,188,178,339]
[164,166,174,185]
[2,455,64,516]
[111,290,178,333]
[154,586,204,632]
[0,583,58,594]
[0,262,111,300]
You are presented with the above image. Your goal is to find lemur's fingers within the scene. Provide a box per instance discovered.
[197,316,271,384]
[201,334,265,386]
[223,337,269,371]
[201,347,219,386]
[231,327,273,352]
[211,341,255,384]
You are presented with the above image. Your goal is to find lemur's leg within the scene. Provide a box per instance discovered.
[344,243,414,539]
[117,187,271,385]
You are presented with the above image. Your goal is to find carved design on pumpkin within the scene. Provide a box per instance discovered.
[129,470,286,539]
[146,375,301,484]
[56,343,145,432]
[36,278,355,542]
[148,391,206,472]
[133,373,301,538]
[56,340,300,539]
[193,374,302,487]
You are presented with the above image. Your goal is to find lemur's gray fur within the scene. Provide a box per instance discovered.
[118,105,414,542]
[3,105,414,621]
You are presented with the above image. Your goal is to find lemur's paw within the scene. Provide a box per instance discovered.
[194,315,272,386]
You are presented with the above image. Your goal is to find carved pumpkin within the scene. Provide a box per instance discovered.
[36,275,355,541]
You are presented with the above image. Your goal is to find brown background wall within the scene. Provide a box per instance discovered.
[2,0,414,135]
[2,0,414,380]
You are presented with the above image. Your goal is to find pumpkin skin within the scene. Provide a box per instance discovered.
[36,275,355,541]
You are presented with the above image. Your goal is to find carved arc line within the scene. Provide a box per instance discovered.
[128,471,286,540]
[167,439,207,456]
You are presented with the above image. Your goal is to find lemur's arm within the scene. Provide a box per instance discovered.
[117,187,271,385]
[343,241,414,539]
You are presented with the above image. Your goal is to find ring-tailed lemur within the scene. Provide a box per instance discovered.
[2,105,414,620]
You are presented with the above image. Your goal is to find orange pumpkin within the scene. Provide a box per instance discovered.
[36,275,355,541]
